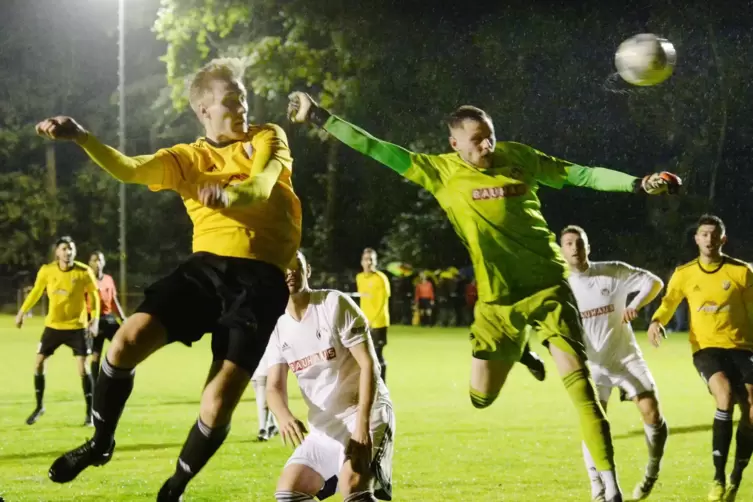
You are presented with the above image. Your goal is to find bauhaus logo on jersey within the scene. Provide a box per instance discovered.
[471,184,527,200]
[697,302,730,314]
[289,347,337,372]
[581,304,615,319]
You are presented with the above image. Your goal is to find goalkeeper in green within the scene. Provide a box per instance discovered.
[289,93,680,502]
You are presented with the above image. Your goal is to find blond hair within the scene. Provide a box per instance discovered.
[188,57,246,117]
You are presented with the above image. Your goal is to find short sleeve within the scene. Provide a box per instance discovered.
[332,292,370,348]
[250,124,293,176]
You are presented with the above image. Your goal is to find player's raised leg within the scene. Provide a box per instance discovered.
[49,313,168,483]
[548,338,621,501]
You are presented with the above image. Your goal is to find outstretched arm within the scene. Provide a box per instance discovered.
[288,92,413,174]
[36,116,167,186]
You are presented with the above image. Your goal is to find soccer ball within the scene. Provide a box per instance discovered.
[615,34,677,86]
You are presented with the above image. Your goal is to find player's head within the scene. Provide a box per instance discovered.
[89,251,105,276]
[694,214,726,257]
[189,58,248,142]
[361,248,377,273]
[54,236,76,266]
[446,105,496,169]
[286,250,312,295]
[559,225,590,269]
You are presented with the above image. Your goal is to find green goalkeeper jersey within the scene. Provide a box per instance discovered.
[324,115,638,304]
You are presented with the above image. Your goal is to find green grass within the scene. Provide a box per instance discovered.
[0,315,746,501]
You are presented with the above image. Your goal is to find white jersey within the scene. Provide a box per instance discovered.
[266,289,391,433]
[568,261,661,365]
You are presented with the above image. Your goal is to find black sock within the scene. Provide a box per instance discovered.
[34,373,45,408]
[90,359,100,383]
[91,357,135,450]
[731,424,753,485]
[376,346,386,383]
[166,419,230,494]
[713,409,734,482]
[82,373,93,416]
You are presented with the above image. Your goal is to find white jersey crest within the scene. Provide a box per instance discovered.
[265,289,390,432]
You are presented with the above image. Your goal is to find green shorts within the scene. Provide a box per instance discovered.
[470,280,586,362]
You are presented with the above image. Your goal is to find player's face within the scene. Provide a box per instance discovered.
[56,242,76,266]
[361,252,376,273]
[201,77,248,141]
[89,253,104,276]
[695,224,725,257]
[286,253,310,295]
[449,118,496,169]
[560,232,589,268]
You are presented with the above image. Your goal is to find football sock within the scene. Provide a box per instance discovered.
[731,423,753,485]
[91,357,134,451]
[34,373,45,408]
[713,409,734,483]
[164,418,230,494]
[643,417,668,478]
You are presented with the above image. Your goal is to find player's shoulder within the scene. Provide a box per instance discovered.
[723,256,751,270]
[591,260,635,274]
[72,261,93,273]
[249,123,289,145]
[674,258,698,273]
[375,270,390,281]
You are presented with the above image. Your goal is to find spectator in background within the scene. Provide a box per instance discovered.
[415,272,435,326]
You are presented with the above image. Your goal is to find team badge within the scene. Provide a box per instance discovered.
[315,330,322,340]
[722,281,731,291]
[601,288,610,296]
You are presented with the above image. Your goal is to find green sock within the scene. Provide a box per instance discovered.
[562,368,615,471]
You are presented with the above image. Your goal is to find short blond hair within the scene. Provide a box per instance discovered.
[188,57,246,116]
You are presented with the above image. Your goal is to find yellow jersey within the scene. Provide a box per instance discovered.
[356,270,391,329]
[20,261,100,330]
[652,256,753,353]
[82,123,302,272]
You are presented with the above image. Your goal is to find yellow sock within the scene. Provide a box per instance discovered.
[562,368,615,471]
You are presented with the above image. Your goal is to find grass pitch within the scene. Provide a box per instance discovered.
[0,316,745,501]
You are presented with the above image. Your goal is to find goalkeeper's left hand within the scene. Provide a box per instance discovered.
[287,91,331,128]
[636,171,682,195]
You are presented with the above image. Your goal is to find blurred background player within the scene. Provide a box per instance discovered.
[267,251,394,502]
[87,251,126,383]
[560,225,668,501]
[15,236,100,426]
[289,92,682,502]
[356,248,391,382]
[649,215,753,502]
[251,350,279,442]
[38,57,301,501]
[414,272,434,326]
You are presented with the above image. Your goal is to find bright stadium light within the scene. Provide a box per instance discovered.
[117,0,127,310]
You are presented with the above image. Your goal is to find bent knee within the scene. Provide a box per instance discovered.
[470,388,499,409]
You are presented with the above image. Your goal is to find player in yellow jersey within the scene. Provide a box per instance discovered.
[15,236,100,427]
[36,58,302,500]
[356,248,391,382]
[289,93,682,502]
[649,215,753,502]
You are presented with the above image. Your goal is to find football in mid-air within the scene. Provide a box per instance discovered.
[615,33,677,86]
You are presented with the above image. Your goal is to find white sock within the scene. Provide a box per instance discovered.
[599,469,621,500]
[582,441,604,497]
[643,418,668,478]
[253,379,267,431]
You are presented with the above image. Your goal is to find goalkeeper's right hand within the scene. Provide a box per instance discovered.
[287,91,330,127]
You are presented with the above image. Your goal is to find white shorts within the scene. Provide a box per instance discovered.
[589,356,657,403]
[286,404,395,500]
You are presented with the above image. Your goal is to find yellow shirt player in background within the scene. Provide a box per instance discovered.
[15,236,100,427]
[37,57,301,499]
[356,248,391,382]
[649,214,753,502]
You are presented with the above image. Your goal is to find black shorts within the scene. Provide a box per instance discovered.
[89,315,120,355]
[693,347,753,387]
[371,327,388,349]
[38,328,89,357]
[135,252,288,374]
